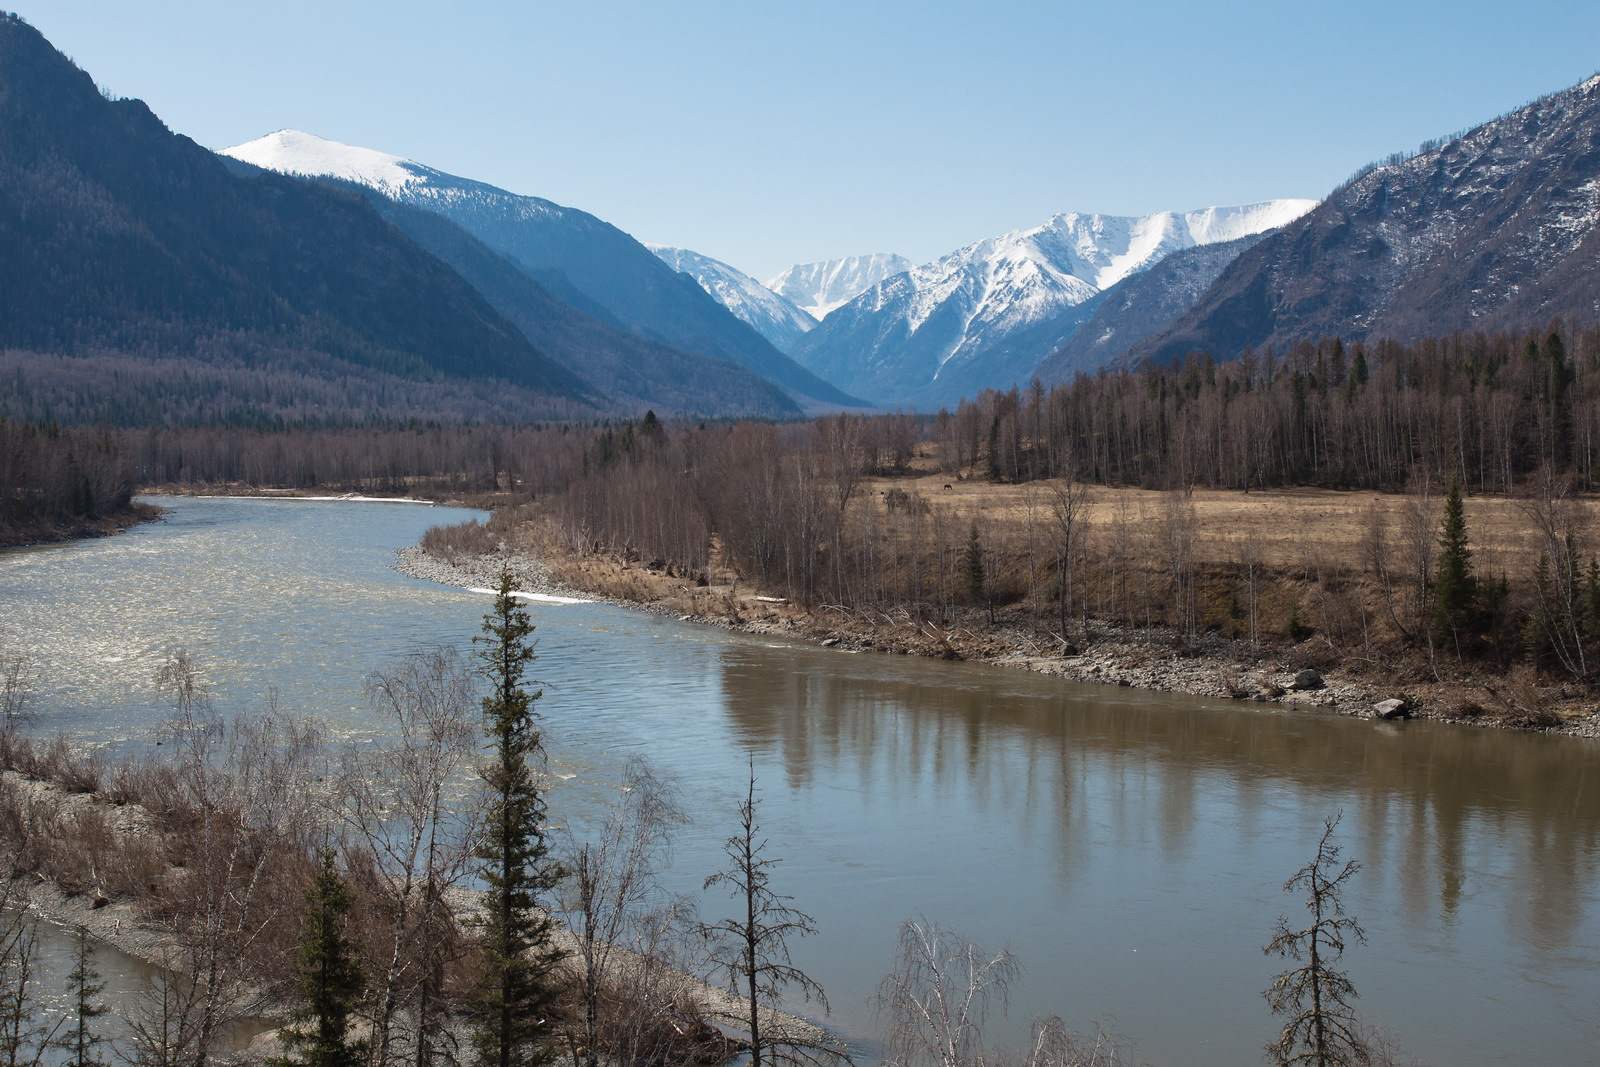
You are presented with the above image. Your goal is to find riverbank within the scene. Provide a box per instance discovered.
[0,500,164,549]
[143,483,525,510]
[395,541,1600,740]
[2,761,829,1067]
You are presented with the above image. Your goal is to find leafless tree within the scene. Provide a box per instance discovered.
[1400,475,1436,652]
[0,874,58,1067]
[345,647,480,1067]
[1047,464,1091,647]
[555,757,689,1067]
[0,640,30,739]
[1015,1015,1136,1067]
[156,653,328,1067]
[118,947,207,1067]
[1161,490,1199,644]
[699,764,841,1067]
[1236,528,1266,654]
[873,919,1019,1067]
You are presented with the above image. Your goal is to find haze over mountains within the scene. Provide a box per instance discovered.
[767,256,917,320]
[4,7,1598,428]
[647,245,818,354]
[223,131,863,411]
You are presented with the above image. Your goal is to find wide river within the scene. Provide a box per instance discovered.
[2,497,1597,1065]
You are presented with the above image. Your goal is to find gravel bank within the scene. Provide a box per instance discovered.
[394,546,1600,740]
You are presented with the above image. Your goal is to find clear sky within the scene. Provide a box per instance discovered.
[21,1,1600,280]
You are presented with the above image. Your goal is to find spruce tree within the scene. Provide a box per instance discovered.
[277,850,368,1067]
[473,571,566,1067]
[962,525,986,607]
[1432,477,1478,656]
[56,925,106,1067]
[1263,813,1372,1067]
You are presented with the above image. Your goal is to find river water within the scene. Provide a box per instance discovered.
[2,497,1597,1065]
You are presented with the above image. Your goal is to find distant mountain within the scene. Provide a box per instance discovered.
[223,131,865,409]
[767,254,914,319]
[1127,74,1600,366]
[362,198,801,417]
[1035,231,1272,382]
[789,201,1316,408]
[648,246,817,353]
[0,15,594,418]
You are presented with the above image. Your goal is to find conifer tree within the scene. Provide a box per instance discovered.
[473,572,566,1067]
[700,763,834,1067]
[962,525,986,608]
[277,851,368,1067]
[55,926,106,1067]
[1432,477,1478,656]
[1263,813,1372,1067]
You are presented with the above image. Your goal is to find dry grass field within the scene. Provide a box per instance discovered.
[871,471,1587,575]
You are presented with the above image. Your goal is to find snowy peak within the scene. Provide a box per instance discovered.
[222,130,434,197]
[1025,199,1317,291]
[649,245,817,352]
[766,254,915,319]
[788,199,1316,408]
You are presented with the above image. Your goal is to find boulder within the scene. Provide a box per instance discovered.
[1372,698,1410,720]
[1290,669,1325,691]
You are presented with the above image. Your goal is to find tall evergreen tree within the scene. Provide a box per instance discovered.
[55,926,106,1067]
[473,572,566,1067]
[962,525,986,608]
[277,850,368,1067]
[1432,477,1478,656]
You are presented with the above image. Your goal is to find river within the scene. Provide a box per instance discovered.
[2,496,1597,1065]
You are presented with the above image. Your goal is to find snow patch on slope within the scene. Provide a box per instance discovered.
[766,254,915,319]
[222,130,427,197]
[649,245,817,352]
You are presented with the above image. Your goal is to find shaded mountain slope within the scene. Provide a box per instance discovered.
[224,131,866,409]
[1036,232,1271,381]
[0,15,590,409]
[368,199,801,417]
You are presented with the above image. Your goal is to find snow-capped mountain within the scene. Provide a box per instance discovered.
[221,131,863,409]
[788,201,1316,408]
[1128,73,1600,366]
[649,246,816,353]
[766,254,915,320]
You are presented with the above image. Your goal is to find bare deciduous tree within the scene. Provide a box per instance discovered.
[873,919,1018,1067]
[556,757,689,1067]
[346,646,480,1067]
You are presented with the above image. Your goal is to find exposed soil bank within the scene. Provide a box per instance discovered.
[395,544,1600,741]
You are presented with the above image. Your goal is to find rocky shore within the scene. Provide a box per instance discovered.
[394,545,1600,741]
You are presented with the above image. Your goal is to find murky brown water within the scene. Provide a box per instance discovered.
[3,497,1598,1064]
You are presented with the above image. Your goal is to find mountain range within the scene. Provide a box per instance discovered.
[6,7,1599,426]
[648,246,818,353]
[784,201,1316,408]
[1122,74,1600,367]
[767,255,916,320]
[223,131,863,411]
[0,13,596,422]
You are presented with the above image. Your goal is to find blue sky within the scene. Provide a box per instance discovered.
[23,1,1600,280]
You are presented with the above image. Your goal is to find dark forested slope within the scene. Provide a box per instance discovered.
[0,14,592,412]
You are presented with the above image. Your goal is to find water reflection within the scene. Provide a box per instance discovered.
[4,499,1599,1065]
[713,642,1600,1063]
